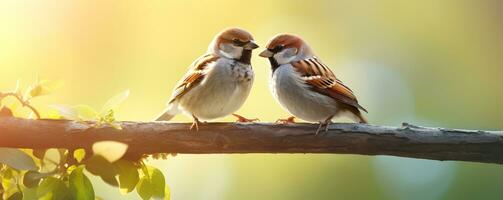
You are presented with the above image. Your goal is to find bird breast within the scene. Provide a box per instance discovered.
[179,59,254,120]
[229,61,254,84]
[271,64,338,122]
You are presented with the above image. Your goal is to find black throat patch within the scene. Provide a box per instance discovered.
[269,57,280,72]
[237,49,252,65]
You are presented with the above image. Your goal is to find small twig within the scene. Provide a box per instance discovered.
[0,92,41,119]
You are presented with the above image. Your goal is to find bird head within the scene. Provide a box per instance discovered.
[209,28,259,63]
[259,34,314,66]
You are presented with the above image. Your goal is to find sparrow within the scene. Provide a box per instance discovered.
[259,34,368,134]
[156,28,259,130]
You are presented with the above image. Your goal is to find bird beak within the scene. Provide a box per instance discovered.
[259,49,274,58]
[244,41,259,50]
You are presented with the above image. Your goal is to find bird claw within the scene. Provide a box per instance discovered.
[232,114,259,123]
[275,116,296,124]
[190,115,200,131]
[315,123,323,135]
[190,121,199,131]
[315,116,333,135]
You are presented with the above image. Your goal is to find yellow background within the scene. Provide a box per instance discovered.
[1,0,503,199]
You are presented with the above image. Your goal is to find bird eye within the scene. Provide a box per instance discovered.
[232,39,246,46]
[271,45,284,53]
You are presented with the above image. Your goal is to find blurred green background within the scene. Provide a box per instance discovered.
[1,0,503,199]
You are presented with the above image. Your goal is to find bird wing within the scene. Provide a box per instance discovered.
[168,54,220,103]
[290,57,367,112]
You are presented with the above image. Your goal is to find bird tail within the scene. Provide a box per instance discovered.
[357,112,368,124]
[155,103,180,121]
[349,107,368,124]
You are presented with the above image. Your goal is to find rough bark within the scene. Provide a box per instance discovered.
[1,117,502,164]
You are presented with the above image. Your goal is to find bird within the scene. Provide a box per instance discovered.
[259,34,368,134]
[156,27,259,130]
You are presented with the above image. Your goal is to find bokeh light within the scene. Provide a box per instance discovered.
[1,0,503,199]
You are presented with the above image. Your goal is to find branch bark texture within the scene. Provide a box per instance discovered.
[1,117,502,164]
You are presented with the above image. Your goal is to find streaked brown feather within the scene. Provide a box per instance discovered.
[216,28,254,47]
[265,34,303,51]
[291,57,368,113]
[168,54,220,103]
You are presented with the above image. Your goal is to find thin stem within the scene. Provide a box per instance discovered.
[0,92,41,119]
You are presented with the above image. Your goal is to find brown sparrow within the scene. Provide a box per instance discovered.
[156,28,259,130]
[259,34,368,134]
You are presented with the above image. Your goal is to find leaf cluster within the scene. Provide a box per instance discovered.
[0,81,170,200]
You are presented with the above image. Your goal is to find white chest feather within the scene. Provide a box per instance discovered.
[270,65,338,122]
[179,59,254,120]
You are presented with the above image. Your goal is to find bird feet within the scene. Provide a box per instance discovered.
[275,116,296,124]
[315,115,334,135]
[190,115,201,131]
[232,114,259,123]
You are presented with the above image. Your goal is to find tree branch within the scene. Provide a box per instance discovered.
[1,117,502,164]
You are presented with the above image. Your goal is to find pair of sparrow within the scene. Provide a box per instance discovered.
[156,28,368,134]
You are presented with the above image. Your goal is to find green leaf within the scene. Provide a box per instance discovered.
[2,175,19,198]
[50,105,79,121]
[100,174,119,187]
[29,85,43,98]
[37,177,70,200]
[137,177,153,200]
[23,172,40,188]
[164,186,171,200]
[38,193,53,200]
[73,105,98,120]
[37,177,58,196]
[97,110,122,130]
[44,108,63,120]
[100,90,130,115]
[29,80,63,98]
[137,166,165,200]
[7,192,23,200]
[149,168,166,199]
[108,121,122,130]
[73,149,86,163]
[69,166,94,200]
[2,167,14,179]
[2,97,22,114]
[22,171,54,188]
[92,141,128,163]
[40,149,62,172]
[52,185,71,200]
[57,149,68,166]
[84,155,119,187]
[116,160,139,194]
[84,156,118,175]
[32,149,47,160]
[21,187,38,200]
[0,148,37,171]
